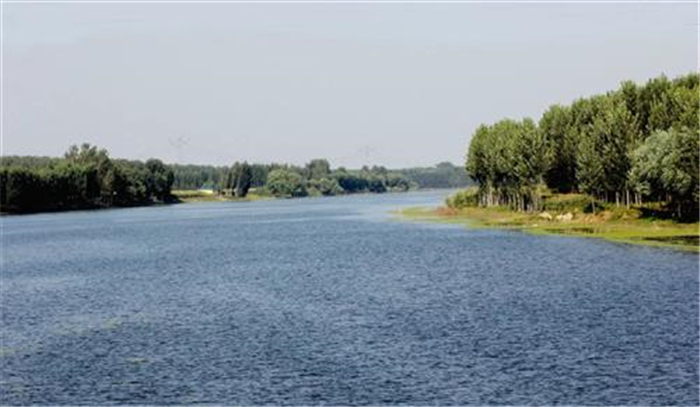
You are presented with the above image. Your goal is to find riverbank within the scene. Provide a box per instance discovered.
[400,203,699,252]
[171,189,271,203]
[0,190,266,215]
[171,188,430,203]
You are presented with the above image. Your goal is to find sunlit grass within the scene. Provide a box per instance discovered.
[172,189,271,203]
[399,204,699,252]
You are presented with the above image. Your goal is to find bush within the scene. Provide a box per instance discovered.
[446,189,479,209]
[308,178,344,196]
[266,169,308,198]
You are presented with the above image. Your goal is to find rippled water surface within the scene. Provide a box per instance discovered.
[1,191,698,405]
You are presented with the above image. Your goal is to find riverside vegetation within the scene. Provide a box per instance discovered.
[1,145,470,213]
[170,160,470,201]
[409,73,700,251]
[0,144,175,213]
[403,191,699,251]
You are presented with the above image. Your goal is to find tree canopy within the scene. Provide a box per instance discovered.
[1,144,175,213]
[465,72,699,219]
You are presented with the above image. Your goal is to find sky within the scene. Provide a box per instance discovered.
[2,2,698,168]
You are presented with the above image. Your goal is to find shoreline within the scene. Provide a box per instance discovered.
[0,188,453,216]
[399,206,700,252]
[0,199,177,217]
[171,190,271,203]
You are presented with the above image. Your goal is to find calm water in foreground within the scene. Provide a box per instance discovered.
[0,191,698,406]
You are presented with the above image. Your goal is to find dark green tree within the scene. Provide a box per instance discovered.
[304,159,331,180]
[266,169,307,197]
[235,162,252,198]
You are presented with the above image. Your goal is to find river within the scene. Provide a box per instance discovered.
[0,190,697,405]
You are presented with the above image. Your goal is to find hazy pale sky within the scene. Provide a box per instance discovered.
[3,2,698,168]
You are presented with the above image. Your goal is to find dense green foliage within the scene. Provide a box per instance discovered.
[172,160,471,198]
[1,144,174,213]
[304,159,332,180]
[223,162,253,198]
[465,73,699,219]
[171,163,270,191]
[172,161,471,194]
[266,168,308,197]
[171,164,225,190]
[260,162,415,198]
[629,129,699,218]
[2,149,470,212]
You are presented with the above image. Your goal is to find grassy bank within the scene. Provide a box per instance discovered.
[399,193,699,252]
[171,189,270,203]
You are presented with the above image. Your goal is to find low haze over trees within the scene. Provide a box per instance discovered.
[401,162,472,189]
[464,72,699,220]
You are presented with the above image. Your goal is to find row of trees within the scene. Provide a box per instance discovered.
[466,73,699,219]
[223,162,253,198]
[226,160,416,198]
[2,147,471,212]
[401,162,472,189]
[1,144,174,213]
[171,164,224,190]
[172,160,472,197]
[171,163,271,191]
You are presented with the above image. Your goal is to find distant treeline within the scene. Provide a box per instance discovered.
[1,145,471,212]
[399,162,472,189]
[225,161,413,198]
[171,161,471,197]
[465,73,699,219]
[1,144,174,213]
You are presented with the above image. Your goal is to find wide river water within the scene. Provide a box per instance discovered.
[0,190,698,405]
